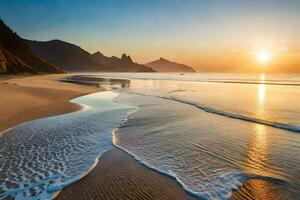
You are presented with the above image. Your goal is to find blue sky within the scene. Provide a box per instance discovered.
[1,0,300,68]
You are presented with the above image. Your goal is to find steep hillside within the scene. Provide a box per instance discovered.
[0,19,62,74]
[26,39,110,72]
[27,40,155,72]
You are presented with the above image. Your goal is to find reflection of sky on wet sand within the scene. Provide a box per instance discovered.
[61,76,131,89]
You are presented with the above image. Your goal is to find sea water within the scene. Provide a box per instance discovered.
[66,73,300,199]
[0,91,135,199]
[1,73,300,200]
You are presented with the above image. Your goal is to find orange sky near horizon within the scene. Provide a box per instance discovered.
[103,38,300,73]
[1,0,300,73]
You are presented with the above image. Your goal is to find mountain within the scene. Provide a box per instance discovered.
[91,51,154,72]
[145,57,196,72]
[26,39,110,72]
[26,40,155,72]
[0,19,62,74]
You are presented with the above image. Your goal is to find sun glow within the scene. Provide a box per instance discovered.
[256,50,272,64]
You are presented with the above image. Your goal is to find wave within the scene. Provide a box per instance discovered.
[112,128,238,199]
[1,155,102,200]
[80,74,300,86]
[0,91,135,200]
[47,156,100,197]
[126,91,300,133]
[113,128,290,200]
[200,80,300,86]
[58,75,300,132]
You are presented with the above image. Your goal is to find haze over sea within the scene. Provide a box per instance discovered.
[1,73,300,200]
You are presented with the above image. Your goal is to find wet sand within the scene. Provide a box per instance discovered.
[0,74,196,200]
[231,178,296,200]
[56,148,196,200]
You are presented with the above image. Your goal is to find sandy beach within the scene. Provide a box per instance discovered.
[56,148,196,200]
[0,74,98,132]
[0,75,195,200]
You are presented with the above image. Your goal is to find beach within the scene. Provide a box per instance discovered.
[0,75,98,132]
[1,73,300,200]
[0,75,195,200]
[57,73,300,200]
[56,148,195,200]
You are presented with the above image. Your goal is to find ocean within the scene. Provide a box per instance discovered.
[1,73,300,199]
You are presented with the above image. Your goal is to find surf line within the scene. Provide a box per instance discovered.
[126,91,300,133]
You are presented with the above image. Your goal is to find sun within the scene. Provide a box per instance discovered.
[256,50,272,64]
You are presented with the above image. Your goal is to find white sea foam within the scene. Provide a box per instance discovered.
[0,91,135,200]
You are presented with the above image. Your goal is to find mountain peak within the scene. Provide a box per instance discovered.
[121,53,133,63]
[93,51,104,57]
[145,57,196,72]
[159,57,169,62]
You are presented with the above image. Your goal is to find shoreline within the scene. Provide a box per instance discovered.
[0,74,197,200]
[0,74,100,133]
[1,74,286,200]
[55,148,196,200]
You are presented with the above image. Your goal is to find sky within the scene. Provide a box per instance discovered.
[1,0,300,72]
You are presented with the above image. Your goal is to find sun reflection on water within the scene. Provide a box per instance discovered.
[241,124,284,200]
[258,84,266,105]
[245,124,268,175]
[245,74,269,176]
[257,73,266,118]
[260,73,265,82]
